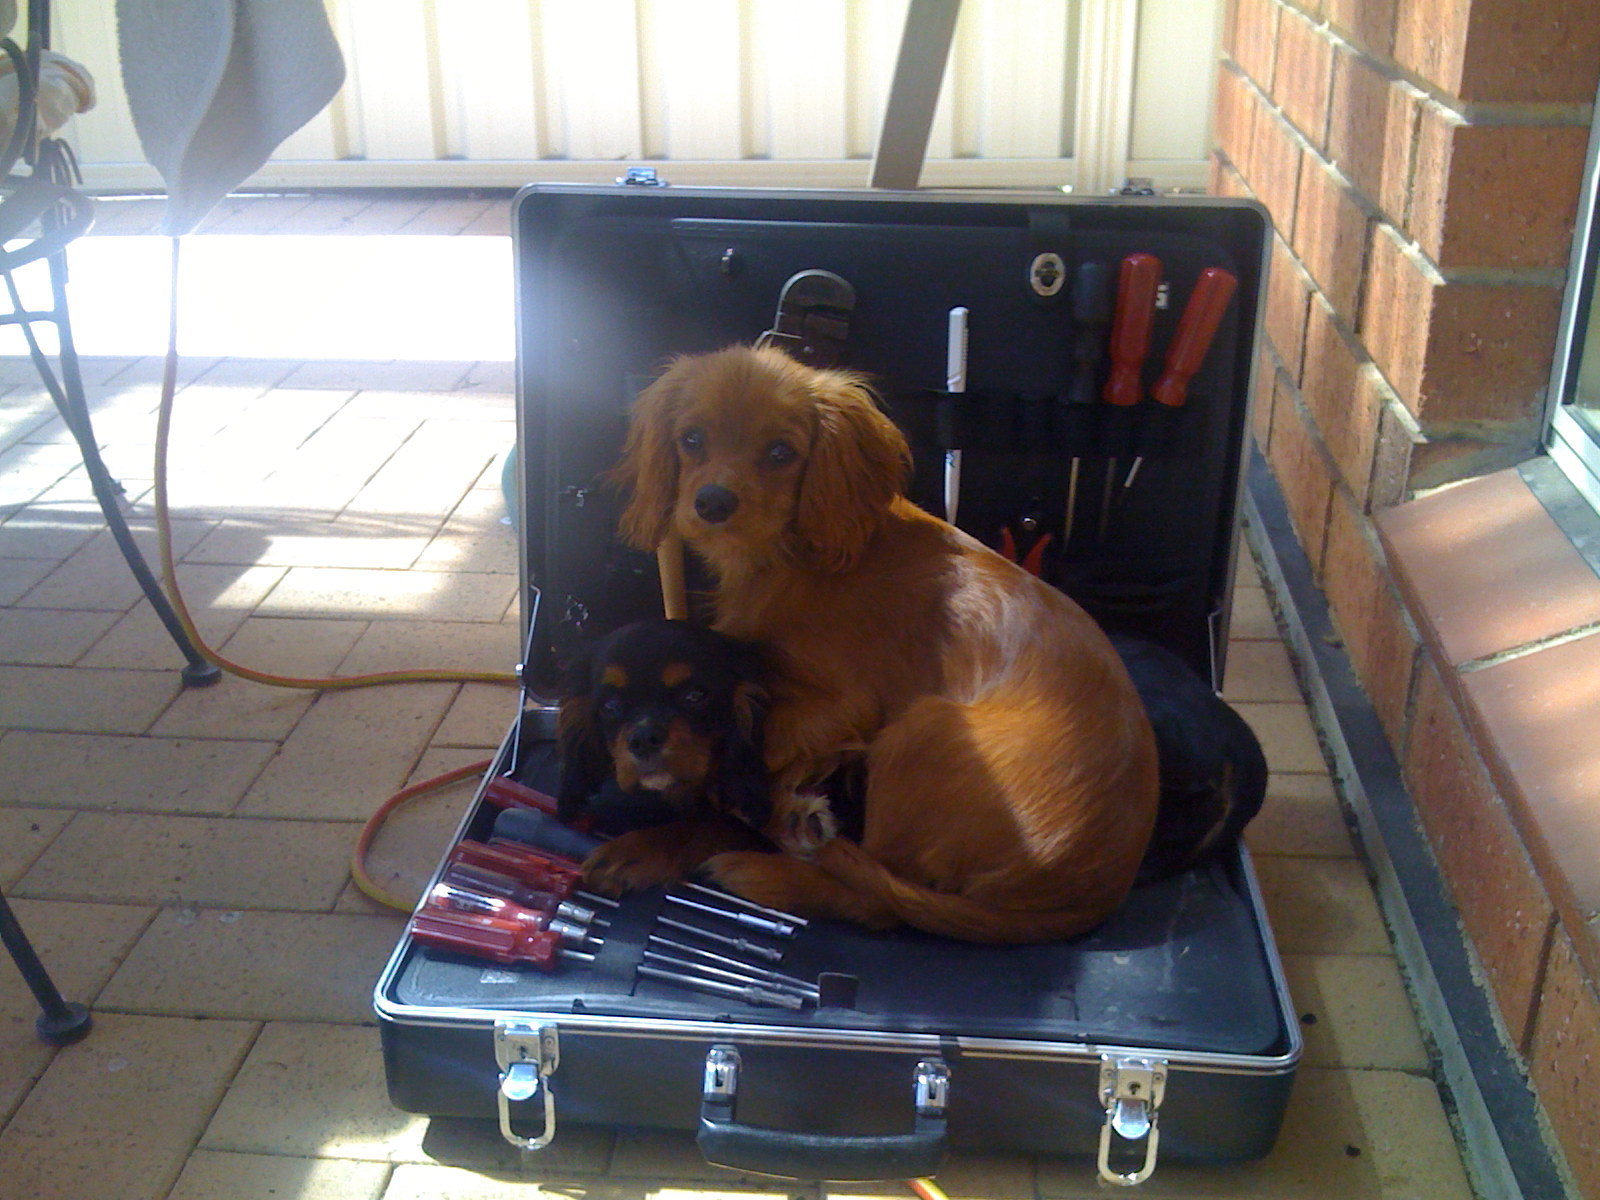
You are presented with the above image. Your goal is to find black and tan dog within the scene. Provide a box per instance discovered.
[556,619,774,894]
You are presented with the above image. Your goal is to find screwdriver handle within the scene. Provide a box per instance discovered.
[410,909,566,968]
[1102,253,1162,407]
[1151,267,1238,408]
[451,839,584,893]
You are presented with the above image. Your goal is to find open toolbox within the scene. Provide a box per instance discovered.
[374,184,1301,1186]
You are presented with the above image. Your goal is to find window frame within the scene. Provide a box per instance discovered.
[1545,79,1600,511]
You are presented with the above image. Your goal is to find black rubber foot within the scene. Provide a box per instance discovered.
[37,1003,92,1046]
[182,661,224,688]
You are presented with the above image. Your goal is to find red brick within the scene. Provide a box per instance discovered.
[1266,380,1336,576]
[1265,234,1312,381]
[1326,47,1393,207]
[1231,0,1281,87]
[1422,283,1564,429]
[1211,154,1252,202]
[1322,488,1418,747]
[1409,112,1591,271]
[1361,226,1562,431]
[1379,81,1424,225]
[1529,927,1600,1198]
[1457,0,1600,104]
[1404,658,1555,1050]
[1212,64,1254,171]
[1301,296,1377,498]
[1369,379,1422,508]
[1393,0,1471,96]
[1325,0,1396,57]
[1292,157,1370,321]
[1252,350,1286,452]
[1249,101,1305,240]
[1271,9,1335,148]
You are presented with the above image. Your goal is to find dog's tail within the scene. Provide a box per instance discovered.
[811,839,1129,945]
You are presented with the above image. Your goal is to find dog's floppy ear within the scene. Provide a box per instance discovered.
[556,693,613,822]
[555,641,613,821]
[717,679,772,832]
[795,370,911,573]
[609,364,684,551]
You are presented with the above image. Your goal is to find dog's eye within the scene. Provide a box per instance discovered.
[679,428,705,455]
[765,440,797,467]
[599,695,626,721]
[679,686,709,708]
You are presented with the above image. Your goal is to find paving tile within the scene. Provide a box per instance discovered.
[0,1012,257,1200]
[147,616,369,741]
[0,898,155,1123]
[1036,1066,1472,1198]
[0,606,119,664]
[75,564,287,670]
[235,682,458,819]
[1229,580,1280,641]
[337,619,521,679]
[1221,637,1303,702]
[0,554,60,603]
[335,748,485,913]
[16,813,358,909]
[186,514,437,570]
[280,360,474,392]
[15,518,215,612]
[167,1150,390,1200]
[0,730,276,815]
[414,485,521,575]
[1252,856,1393,956]
[0,664,180,734]
[198,1022,431,1161]
[1279,954,1430,1069]
[0,805,72,886]
[340,388,515,424]
[99,910,402,1022]
[257,565,515,623]
[1244,772,1356,858]
[1234,700,1329,774]
[434,683,520,748]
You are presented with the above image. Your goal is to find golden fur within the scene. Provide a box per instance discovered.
[609,344,1160,943]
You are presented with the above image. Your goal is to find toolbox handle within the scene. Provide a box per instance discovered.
[696,1046,949,1181]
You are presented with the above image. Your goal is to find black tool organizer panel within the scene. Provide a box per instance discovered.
[513,186,1268,690]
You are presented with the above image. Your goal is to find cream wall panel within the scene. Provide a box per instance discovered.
[53,0,1221,194]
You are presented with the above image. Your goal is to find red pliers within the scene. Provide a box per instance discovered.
[999,525,1052,576]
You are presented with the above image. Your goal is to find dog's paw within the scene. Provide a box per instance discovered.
[581,830,690,897]
[770,789,838,858]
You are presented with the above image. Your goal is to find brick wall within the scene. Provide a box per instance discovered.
[1211,0,1600,1193]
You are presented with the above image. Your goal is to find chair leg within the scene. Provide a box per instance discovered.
[0,889,92,1046]
[11,257,222,687]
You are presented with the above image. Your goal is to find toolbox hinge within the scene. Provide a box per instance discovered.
[495,1020,560,1152]
[1097,1054,1167,1186]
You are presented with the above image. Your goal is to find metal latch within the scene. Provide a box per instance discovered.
[617,166,667,186]
[495,1021,560,1151]
[1097,1054,1167,1186]
[755,269,856,368]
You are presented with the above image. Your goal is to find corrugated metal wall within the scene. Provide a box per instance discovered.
[57,0,1221,194]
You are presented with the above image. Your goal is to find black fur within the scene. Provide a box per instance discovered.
[1113,636,1269,881]
[556,619,771,832]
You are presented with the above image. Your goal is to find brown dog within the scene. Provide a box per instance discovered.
[610,344,1160,943]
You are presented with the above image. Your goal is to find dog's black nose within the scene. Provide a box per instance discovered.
[694,484,738,524]
[627,721,668,759]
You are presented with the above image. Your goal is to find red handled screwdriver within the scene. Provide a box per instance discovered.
[409,909,599,969]
[450,839,618,909]
[425,880,599,946]
[1123,266,1238,490]
[440,862,608,928]
[1099,252,1162,539]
